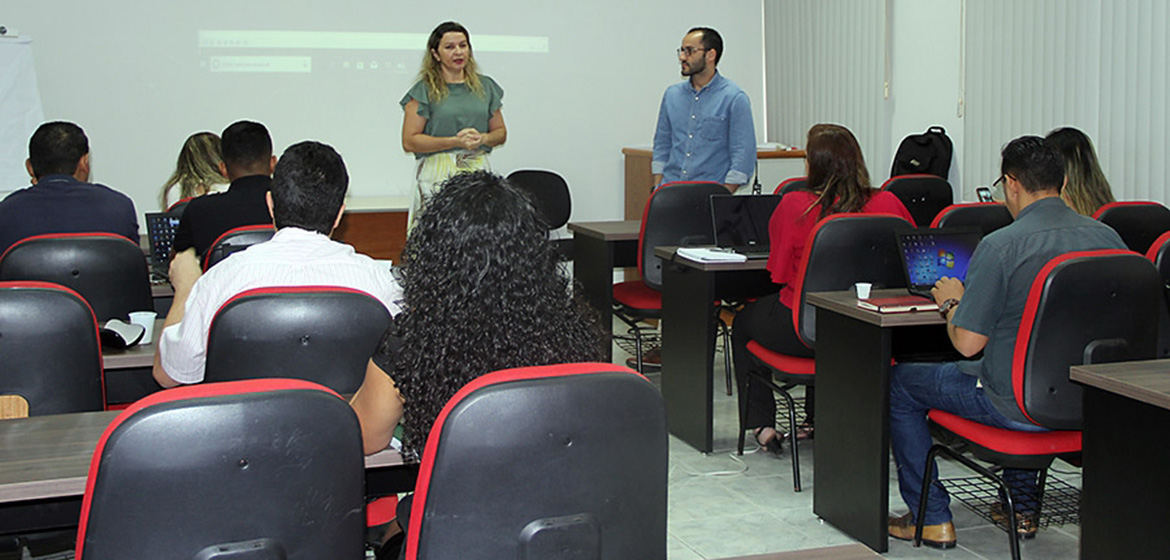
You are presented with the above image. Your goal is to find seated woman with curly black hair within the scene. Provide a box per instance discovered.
[349,170,605,555]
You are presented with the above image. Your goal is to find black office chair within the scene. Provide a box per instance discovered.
[1145,231,1170,357]
[75,379,365,560]
[0,281,105,418]
[882,174,954,229]
[930,202,1014,236]
[612,181,729,374]
[773,176,808,196]
[404,362,666,560]
[738,214,912,492]
[204,286,392,394]
[1092,201,1170,254]
[914,250,1159,560]
[202,224,276,271]
[506,169,573,259]
[0,232,153,322]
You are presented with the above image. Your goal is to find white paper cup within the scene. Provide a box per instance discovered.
[855,282,873,299]
[129,311,157,344]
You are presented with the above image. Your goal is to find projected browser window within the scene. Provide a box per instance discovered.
[198,31,549,74]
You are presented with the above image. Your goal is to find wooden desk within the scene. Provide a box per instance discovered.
[0,409,407,533]
[568,220,640,361]
[655,247,771,453]
[1071,359,1170,558]
[807,289,946,553]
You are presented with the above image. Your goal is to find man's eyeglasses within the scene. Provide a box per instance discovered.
[676,46,707,57]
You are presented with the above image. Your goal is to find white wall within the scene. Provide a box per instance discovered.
[3,2,764,222]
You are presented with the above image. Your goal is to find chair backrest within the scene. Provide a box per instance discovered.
[406,363,666,560]
[165,197,194,216]
[774,176,808,195]
[0,233,153,322]
[205,287,392,394]
[1146,231,1170,315]
[1013,250,1159,429]
[638,181,727,290]
[202,224,276,271]
[930,202,1014,236]
[792,214,913,346]
[881,174,954,228]
[0,281,105,416]
[506,169,572,230]
[1092,201,1170,254]
[75,379,365,560]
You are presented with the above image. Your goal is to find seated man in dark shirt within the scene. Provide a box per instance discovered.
[0,121,138,255]
[171,120,275,257]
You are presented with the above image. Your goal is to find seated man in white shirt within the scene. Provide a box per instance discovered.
[153,140,404,387]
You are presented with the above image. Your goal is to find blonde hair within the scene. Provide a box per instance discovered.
[1046,127,1115,216]
[159,132,226,209]
[419,21,484,103]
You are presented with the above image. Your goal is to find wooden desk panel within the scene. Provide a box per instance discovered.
[333,210,408,262]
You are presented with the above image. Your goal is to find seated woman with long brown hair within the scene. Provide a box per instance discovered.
[732,123,914,453]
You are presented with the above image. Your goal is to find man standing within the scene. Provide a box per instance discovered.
[171,120,275,257]
[886,136,1125,548]
[652,27,756,193]
[0,121,138,254]
[153,141,403,387]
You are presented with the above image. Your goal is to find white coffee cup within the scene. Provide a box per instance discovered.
[855,282,873,299]
[129,311,157,344]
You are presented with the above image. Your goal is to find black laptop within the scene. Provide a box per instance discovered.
[710,194,783,259]
[145,212,182,281]
[894,227,983,297]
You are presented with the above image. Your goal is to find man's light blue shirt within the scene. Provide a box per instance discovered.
[651,71,756,186]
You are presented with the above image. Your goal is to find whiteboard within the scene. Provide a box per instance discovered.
[0,36,44,194]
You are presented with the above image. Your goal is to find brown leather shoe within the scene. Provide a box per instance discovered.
[888,512,956,549]
[990,502,1038,539]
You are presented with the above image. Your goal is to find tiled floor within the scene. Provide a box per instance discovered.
[614,332,1082,560]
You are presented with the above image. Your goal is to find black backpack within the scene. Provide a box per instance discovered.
[891,126,953,178]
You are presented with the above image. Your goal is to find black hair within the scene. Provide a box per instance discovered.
[269,141,348,234]
[220,120,273,173]
[689,26,724,65]
[390,170,605,451]
[27,121,88,178]
[1000,135,1065,194]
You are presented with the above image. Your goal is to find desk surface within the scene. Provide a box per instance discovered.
[653,246,768,272]
[567,220,640,241]
[621,147,807,160]
[1071,359,1170,411]
[0,410,403,504]
[807,289,947,327]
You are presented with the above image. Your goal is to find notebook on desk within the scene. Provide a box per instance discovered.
[895,227,982,298]
[145,212,182,281]
[710,194,783,259]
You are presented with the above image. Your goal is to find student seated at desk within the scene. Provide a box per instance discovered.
[731,123,913,453]
[348,171,605,557]
[153,141,403,387]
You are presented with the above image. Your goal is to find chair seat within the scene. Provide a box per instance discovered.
[745,340,815,376]
[613,280,661,311]
[928,410,1082,456]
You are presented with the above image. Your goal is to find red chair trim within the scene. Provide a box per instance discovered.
[166,197,195,213]
[75,379,340,559]
[0,232,137,264]
[0,281,106,407]
[929,410,1082,456]
[880,173,945,190]
[202,225,276,271]
[1145,230,1170,263]
[211,286,378,326]
[405,363,645,560]
[773,176,808,195]
[929,202,1006,228]
[1091,200,1162,220]
[746,340,815,375]
[612,280,662,311]
[1010,249,1135,425]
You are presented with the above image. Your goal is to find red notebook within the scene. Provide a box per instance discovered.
[857,295,939,314]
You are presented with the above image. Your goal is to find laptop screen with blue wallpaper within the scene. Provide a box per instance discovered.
[895,227,983,297]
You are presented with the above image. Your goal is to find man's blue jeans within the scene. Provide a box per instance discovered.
[890,362,1048,525]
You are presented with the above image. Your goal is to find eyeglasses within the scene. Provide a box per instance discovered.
[990,174,1012,200]
[676,46,707,57]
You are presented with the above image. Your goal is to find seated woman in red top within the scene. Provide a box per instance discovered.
[732,123,914,453]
